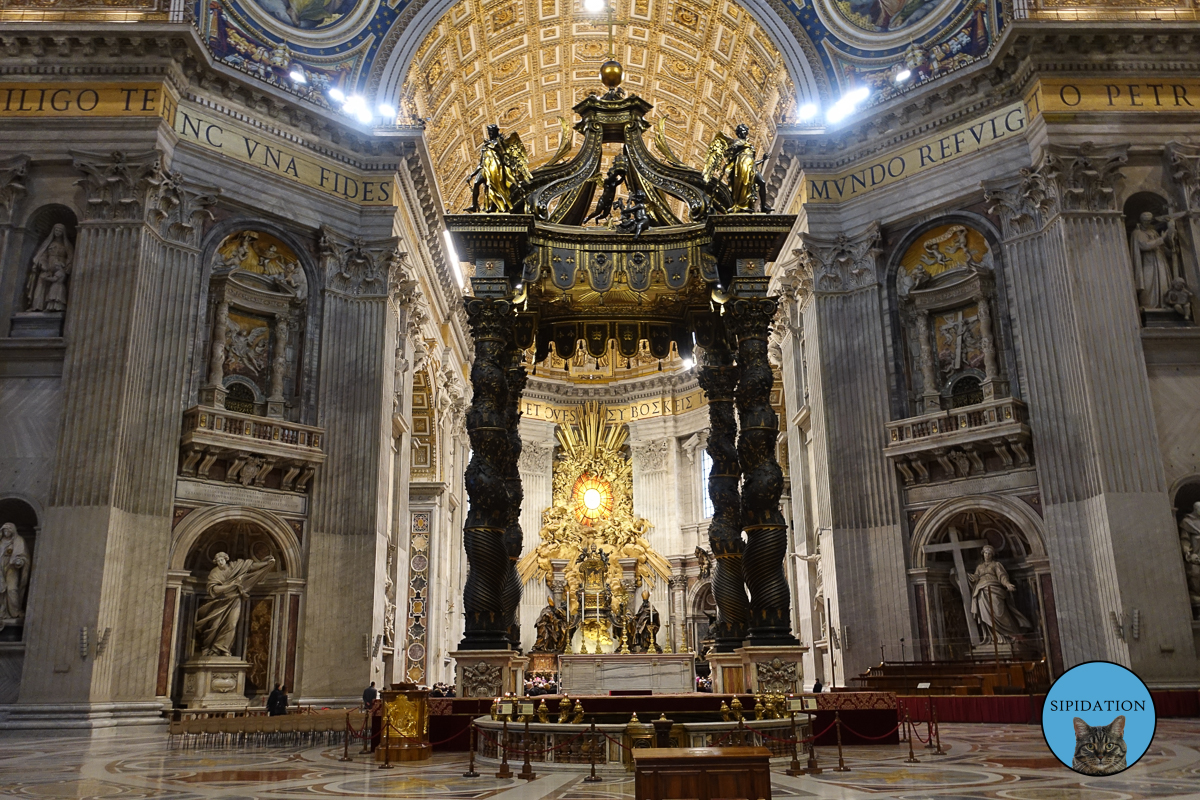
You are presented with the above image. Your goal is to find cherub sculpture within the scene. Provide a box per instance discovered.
[584,155,627,225]
[703,123,771,213]
[615,188,651,237]
[465,123,532,213]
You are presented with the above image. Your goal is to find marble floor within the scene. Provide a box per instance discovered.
[1,720,1199,800]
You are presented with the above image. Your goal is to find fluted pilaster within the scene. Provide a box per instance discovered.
[985,143,1195,677]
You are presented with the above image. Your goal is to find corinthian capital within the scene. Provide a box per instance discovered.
[0,155,29,221]
[321,225,411,299]
[795,222,882,297]
[984,167,1055,239]
[1039,142,1128,213]
[1167,142,1200,212]
[148,171,219,246]
[70,149,162,221]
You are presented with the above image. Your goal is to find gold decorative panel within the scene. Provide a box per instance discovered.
[402,0,792,214]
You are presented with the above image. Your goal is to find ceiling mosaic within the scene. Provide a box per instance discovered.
[194,0,1005,117]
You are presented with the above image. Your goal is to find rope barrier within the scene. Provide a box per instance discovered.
[476,726,589,755]
[751,719,838,745]
[835,721,902,742]
[601,731,634,752]
[910,721,931,745]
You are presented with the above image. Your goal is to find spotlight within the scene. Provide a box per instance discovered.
[797,102,819,121]
[584,0,606,12]
[682,357,694,370]
[825,87,870,124]
[377,103,396,118]
[343,95,373,124]
[442,230,464,289]
[328,88,345,102]
[289,68,307,84]
[894,69,912,83]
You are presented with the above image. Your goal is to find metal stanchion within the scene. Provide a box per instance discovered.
[736,715,746,746]
[805,712,822,775]
[379,721,393,769]
[904,711,920,763]
[463,721,480,777]
[496,716,513,778]
[786,709,803,777]
[360,706,372,754]
[932,702,946,756]
[339,710,353,762]
[584,721,602,782]
[925,698,935,749]
[517,712,537,780]
[833,711,850,772]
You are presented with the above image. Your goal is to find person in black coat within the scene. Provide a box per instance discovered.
[267,684,286,715]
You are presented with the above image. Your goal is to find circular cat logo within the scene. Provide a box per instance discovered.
[1042,661,1156,776]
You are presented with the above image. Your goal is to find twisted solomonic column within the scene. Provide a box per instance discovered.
[460,298,518,650]
[500,340,527,647]
[697,329,750,652]
[727,296,798,646]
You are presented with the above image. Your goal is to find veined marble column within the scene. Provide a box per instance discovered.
[303,234,406,699]
[21,153,218,717]
[517,424,554,653]
[986,144,1195,679]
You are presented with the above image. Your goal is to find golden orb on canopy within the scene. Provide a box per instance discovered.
[599,59,623,89]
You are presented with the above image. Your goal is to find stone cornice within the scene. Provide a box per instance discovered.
[767,20,1200,188]
[0,23,419,162]
[524,371,701,405]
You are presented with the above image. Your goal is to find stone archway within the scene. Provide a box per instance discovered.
[165,507,306,703]
[909,495,1057,670]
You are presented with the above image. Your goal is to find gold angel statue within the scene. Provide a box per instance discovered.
[465,123,532,213]
[702,123,771,213]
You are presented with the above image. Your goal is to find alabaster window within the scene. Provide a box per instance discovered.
[700,449,714,520]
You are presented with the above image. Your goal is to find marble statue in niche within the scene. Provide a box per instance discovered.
[1129,211,1179,311]
[1179,502,1200,618]
[24,223,73,312]
[961,545,1032,645]
[0,523,30,629]
[195,551,275,656]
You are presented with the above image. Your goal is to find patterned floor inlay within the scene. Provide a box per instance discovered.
[0,720,1198,799]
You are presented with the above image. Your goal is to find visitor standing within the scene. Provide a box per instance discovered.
[363,681,379,709]
[267,684,285,715]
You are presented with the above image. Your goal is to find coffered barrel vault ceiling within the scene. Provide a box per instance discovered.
[403,0,793,215]
[197,0,1004,117]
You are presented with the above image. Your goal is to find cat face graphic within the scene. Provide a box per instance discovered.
[1071,715,1127,775]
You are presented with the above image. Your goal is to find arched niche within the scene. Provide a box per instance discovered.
[1172,477,1200,621]
[193,220,322,427]
[9,204,78,338]
[1124,191,1194,325]
[908,495,1057,670]
[884,215,1017,419]
[167,506,305,701]
[0,496,38,645]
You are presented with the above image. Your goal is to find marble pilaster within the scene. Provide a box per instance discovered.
[302,233,406,699]
[986,143,1196,678]
[787,222,910,684]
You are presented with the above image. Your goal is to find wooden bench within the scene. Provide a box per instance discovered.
[632,746,772,800]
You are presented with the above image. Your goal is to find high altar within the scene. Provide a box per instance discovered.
[518,405,696,694]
